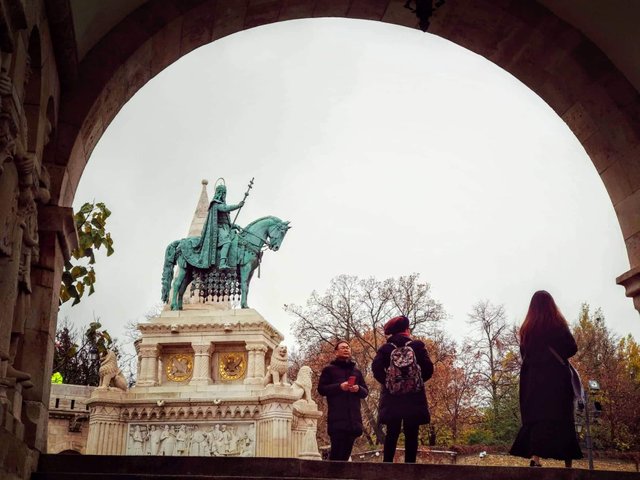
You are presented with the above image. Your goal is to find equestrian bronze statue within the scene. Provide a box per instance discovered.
[161,180,290,309]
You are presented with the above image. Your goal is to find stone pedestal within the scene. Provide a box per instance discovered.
[85,308,322,459]
[256,385,295,457]
[292,402,322,460]
[85,390,128,455]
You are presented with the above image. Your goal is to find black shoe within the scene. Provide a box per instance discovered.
[530,460,542,467]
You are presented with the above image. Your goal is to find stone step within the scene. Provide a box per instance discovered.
[33,476,347,480]
[35,455,640,480]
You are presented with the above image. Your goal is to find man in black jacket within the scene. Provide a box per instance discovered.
[318,340,369,461]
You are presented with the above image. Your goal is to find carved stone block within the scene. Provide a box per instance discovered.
[126,421,256,457]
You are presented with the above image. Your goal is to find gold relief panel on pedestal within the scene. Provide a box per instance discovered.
[219,352,247,381]
[165,353,193,382]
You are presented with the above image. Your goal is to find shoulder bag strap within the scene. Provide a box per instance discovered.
[548,346,566,365]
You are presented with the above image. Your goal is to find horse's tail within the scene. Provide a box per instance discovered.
[161,240,180,302]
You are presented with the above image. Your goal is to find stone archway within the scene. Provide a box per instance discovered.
[47,0,640,305]
[50,444,82,455]
[1,1,639,479]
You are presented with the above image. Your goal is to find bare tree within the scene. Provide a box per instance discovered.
[466,300,520,424]
[286,273,446,445]
[427,339,481,444]
[287,274,444,362]
[118,303,164,385]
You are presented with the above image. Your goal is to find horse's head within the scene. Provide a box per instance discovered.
[267,219,291,251]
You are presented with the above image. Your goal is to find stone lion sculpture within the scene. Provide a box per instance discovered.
[98,350,128,391]
[291,366,314,404]
[263,344,289,386]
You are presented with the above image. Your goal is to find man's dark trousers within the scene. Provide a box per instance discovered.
[329,432,358,461]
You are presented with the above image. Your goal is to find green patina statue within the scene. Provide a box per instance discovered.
[161,179,290,310]
[181,183,245,270]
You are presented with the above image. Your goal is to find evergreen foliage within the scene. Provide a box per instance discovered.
[52,319,117,386]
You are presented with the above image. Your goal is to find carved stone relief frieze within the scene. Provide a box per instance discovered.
[0,63,17,173]
[0,161,18,257]
[126,422,256,457]
[8,157,50,383]
[0,56,18,258]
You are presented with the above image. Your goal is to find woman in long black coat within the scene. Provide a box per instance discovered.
[509,290,583,467]
[372,315,433,463]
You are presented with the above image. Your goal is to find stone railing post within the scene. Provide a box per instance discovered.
[244,344,267,385]
[254,346,267,379]
[190,343,212,385]
[136,345,158,386]
[256,389,296,457]
[85,399,126,455]
[292,406,322,459]
[244,344,256,384]
[247,346,256,379]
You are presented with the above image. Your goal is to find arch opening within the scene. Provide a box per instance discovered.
[48,1,640,318]
[62,18,640,347]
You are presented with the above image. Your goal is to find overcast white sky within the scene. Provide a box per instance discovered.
[60,18,640,349]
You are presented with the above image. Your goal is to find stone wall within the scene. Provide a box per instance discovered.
[46,384,94,454]
[0,1,73,478]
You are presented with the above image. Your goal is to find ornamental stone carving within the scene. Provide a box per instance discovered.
[165,354,193,383]
[218,352,246,381]
[126,422,256,457]
[291,366,316,410]
[98,350,127,391]
[0,68,17,172]
[120,404,261,422]
[262,344,289,387]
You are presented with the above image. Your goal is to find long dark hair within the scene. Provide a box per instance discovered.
[519,290,569,346]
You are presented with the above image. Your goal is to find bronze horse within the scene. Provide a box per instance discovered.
[161,216,290,309]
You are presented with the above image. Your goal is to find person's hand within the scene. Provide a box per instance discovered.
[349,385,359,393]
[340,381,350,391]
[239,201,245,207]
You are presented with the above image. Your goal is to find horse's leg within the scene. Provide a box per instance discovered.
[239,255,256,309]
[245,262,256,305]
[177,267,192,310]
[171,263,186,310]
